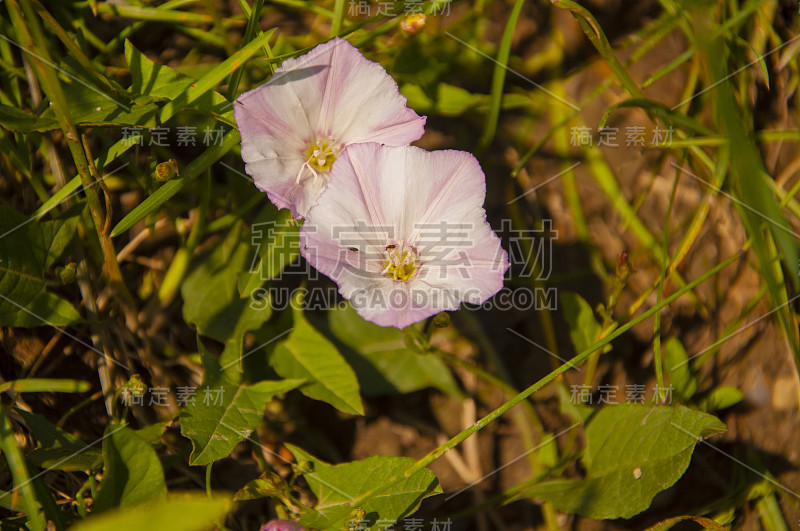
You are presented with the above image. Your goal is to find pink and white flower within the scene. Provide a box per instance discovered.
[233,38,425,218]
[260,519,304,531]
[300,143,509,329]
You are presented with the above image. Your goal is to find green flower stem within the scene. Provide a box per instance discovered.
[441,313,561,530]
[339,252,740,521]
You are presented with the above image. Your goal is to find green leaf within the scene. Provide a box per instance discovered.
[0,408,46,531]
[436,82,482,116]
[181,237,271,344]
[93,424,167,512]
[524,404,726,519]
[15,409,102,471]
[0,207,82,327]
[0,104,59,132]
[644,515,726,531]
[561,292,605,354]
[133,422,168,448]
[40,82,158,129]
[700,386,743,412]
[237,207,300,298]
[271,300,363,415]
[399,83,433,113]
[125,41,194,100]
[287,444,441,530]
[21,408,102,471]
[124,41,233,120]
[557,384,592,424]
[663,338,698,401]
[233,472,293,503]
[179,379,303,466]
[329,304,460,397]
[69,493,232,531]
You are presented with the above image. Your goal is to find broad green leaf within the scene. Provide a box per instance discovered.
[181,237,271,344]
[663,338,698,401]
[16,409,102,471]
[271,301,363,415]
[125,41,194,100]
[0,207,82,327]
[700,386,743,412]
[329,304,460,397]
[561,292,606,354]
[40,82,158,129]
[124,41,232,120]
[436,82,482,115]
[69,493,231,531]
[400,83,433,113]
[179,379,303,466]
[0,104,59,132]
[93,424,167,512]
[234,473,293,503]
[524,404,726,519]
[557,384,592,424]
[133,422,168,448]
[288,444,441,530]
[197,335,222,383]
[238,207,300,297]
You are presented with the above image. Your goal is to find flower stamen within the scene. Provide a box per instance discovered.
[383,243,418,282]
[297,138,340,185]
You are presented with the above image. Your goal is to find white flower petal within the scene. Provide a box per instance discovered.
[234,38,425,218]
[301,143,509,328]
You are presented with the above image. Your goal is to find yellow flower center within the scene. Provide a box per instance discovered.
[383,244,418,282]
[304,140,338,172]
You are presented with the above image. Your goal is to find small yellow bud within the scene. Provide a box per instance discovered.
[400,13,426,34]
[154,159,179,182]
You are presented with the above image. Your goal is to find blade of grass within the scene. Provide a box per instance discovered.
[9,0,130,301]
[331,0,347,36]
[227,0,268,100]
[0,379,91,394]
[477,0,526,151]
[93,3,239,25]
[696,15,800,372]
[33,28,274,221]
[551,0,645,100]
[331,252,742,527]
[0,408,46,531]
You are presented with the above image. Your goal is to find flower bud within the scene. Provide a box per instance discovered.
[432,312,450,328]
[400,13,426,34]
[616,250,633,279]
[125,374,147,397]
[56,262,77,285]
[154,159,179,182]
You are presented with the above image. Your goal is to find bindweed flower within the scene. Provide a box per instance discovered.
[260,519,304,531]
[233,38,426,218]
[300,143,509,328]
